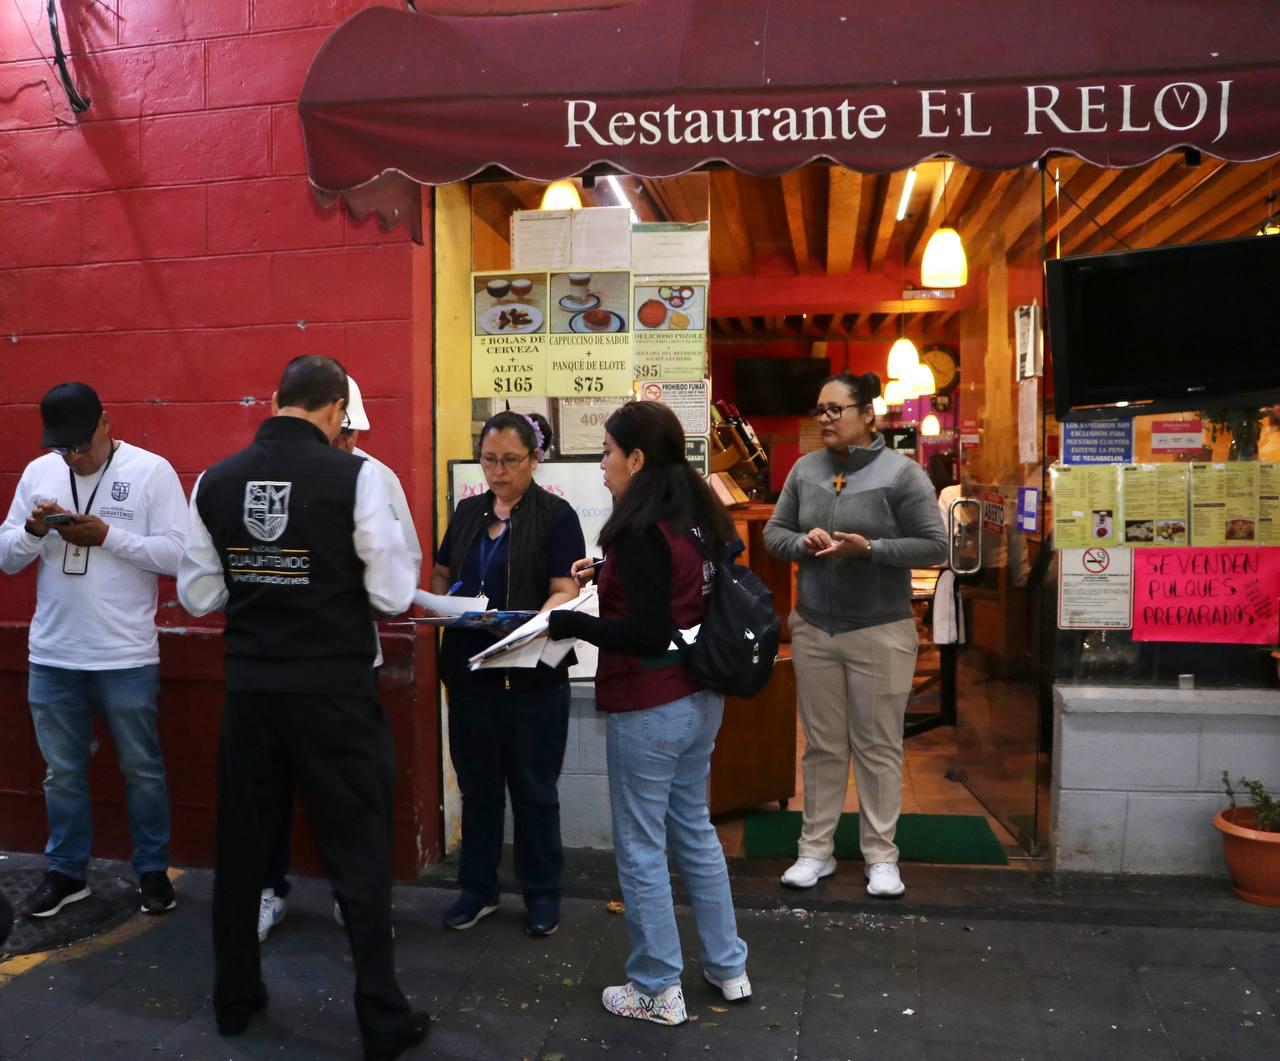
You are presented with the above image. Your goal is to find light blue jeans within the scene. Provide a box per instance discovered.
[27,663,171,880]
[606,690,748,996]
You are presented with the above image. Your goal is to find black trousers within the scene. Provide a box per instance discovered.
[447,680,570,903]
[213,691,411,1055]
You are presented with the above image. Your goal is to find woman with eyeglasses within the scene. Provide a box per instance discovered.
[764,372,946,899]
[429,411,585,937]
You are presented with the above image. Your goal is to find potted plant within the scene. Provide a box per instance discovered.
[1202,407,1264,460]
[1214,772,1280,905]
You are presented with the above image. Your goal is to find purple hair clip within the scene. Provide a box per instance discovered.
[521,413,545,458]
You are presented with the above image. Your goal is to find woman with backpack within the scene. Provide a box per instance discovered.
[548,401,750,1026]
[764,372,947,900]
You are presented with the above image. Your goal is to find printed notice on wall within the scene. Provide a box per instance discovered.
[1259,463,1280,546]
[1062,419,1134,465]
[1132,547,1280,644]
[1119,463,1189,546]
[471,271,549,397]
[631,222,710,276]
[1189,462,1260,546]
[632,280,707,381]
[546,270,633,396]
[1051,463,1118,549]
[1150,419,1204,454]
[1058,547,1133,629]
[557,397,616,456]
[636,379,710,437]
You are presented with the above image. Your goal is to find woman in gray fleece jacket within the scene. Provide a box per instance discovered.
[764,372,947,899]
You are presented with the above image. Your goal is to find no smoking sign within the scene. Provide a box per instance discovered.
[1081,548,1111,574]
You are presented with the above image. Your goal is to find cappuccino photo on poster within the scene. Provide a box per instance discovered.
[547,270,633,396]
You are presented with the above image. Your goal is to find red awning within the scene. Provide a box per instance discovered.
[299,0,1280,238]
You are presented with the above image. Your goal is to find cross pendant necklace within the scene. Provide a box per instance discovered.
[833,472,847,495]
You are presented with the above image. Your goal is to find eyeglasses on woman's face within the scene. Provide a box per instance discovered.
[479,453,532,470]
[807,402,865,422]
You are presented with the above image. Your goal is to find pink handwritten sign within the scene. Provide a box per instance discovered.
[1133,548,1280,644]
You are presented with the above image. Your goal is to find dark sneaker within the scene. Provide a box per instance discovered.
[524,896,560,937]
[139,870,176,914]
[216,984,268,1037]
[21,870,90,918]
[442,892,498,931]
[367,1010,430,1060]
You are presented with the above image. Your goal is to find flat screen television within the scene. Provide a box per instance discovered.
[734,357,831,416]
[1046,236,1280,420]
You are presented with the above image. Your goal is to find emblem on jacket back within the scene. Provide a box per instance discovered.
[111,481,130,501]
[244,481,291,542]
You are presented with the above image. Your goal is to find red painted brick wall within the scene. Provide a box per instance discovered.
[0,1,440,876]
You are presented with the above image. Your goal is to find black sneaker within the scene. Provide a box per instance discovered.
[442,892,498,931]
[139,871,176,914]
[524,896,560,937]
[216,984,268,1037]
[21,870,90,918]
[367,1010,430,1061]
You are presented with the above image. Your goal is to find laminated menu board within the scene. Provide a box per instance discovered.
[632,280,707,381]
[546,270,633,397]
[471,272,549,397]
[1258,463,1280,546]
[1189,462,1260,546]
[1119,464,1188,546]
[1051,463,1118,548]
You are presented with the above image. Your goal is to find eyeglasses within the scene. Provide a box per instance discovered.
[50,441,94,456]
[807,403,866,422]
[480,453,532,470]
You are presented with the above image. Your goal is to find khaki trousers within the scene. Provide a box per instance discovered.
[790,613,918,865]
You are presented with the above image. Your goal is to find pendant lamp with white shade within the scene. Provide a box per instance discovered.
[908,361,937,397]
[920,413,942,437]
[883,378,910,406]
[887,336,919,379]
[540,180,582,210]
[921,226,968,288]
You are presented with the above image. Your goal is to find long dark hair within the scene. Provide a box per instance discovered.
[598,401,735,555]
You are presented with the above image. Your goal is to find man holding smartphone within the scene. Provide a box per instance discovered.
[0,382,186,919]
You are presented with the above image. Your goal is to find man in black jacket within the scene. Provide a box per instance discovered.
[178,356,427,1059]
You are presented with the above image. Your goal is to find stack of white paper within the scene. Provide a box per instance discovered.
[468,587,598,671]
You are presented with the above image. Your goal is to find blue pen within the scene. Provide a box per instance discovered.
[446,581,464,595]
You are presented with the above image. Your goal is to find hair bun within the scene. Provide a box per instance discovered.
[860,372,882,401]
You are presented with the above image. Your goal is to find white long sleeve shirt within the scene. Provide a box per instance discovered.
[0,441,187,670]
[353,446,423,580]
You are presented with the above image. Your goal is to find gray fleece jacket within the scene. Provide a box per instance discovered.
[764,435,947,634]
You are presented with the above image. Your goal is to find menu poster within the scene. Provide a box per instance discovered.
[632,221,710,275]
[1119,463,1189,546]
[1132,547,1280,644]
[633,281,707,382]
[1259,463,1280,546]
[546,270,633,397]
[637,379,711,437]
[1050,463,1119,548]
[511,206,633,271]
[471,271,549,397]
[1190,462,1260,546]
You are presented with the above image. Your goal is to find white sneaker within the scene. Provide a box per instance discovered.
[333,898,344,927]
[257,889,286,942]
[865,862,906,898]
[780,856,836,889]
[703,969,752,1002]
[601,982,687,1025]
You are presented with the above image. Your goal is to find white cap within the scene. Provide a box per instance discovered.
[343,374,370,431]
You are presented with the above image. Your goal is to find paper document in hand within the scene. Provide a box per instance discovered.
[468,588,597,670]
[413,589,489,616]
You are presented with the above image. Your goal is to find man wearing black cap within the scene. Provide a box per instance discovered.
[177,356,428,1059]
[0,382,186,919]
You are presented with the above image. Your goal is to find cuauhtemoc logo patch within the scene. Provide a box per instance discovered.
[111,481,130,502]
[244,481,291,542]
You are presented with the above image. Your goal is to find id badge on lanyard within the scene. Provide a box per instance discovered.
[62,444,115,577]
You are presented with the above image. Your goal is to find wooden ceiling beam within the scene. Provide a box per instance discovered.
[1130,160,1275,248]
[866,170,907,273]
[1072,158,1226,255]
[1040,157,1173,258]
[825,166,862,274]
[709,170,754,276]
[1009,164,1120,260]
[780,170,813,274]
[1165,168,1278,245]
[955,169,1019,255]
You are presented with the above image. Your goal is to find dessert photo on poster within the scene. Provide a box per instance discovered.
[633,283,705,331]
[473,272,547,336]
[549,271,630,334]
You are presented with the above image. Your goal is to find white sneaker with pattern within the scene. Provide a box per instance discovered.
[601,982,687,1025]
[257,889,286,942]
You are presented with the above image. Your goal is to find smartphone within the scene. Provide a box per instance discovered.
[43,513,76,526]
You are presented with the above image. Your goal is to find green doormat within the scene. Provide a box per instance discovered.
[742,811,1008,865]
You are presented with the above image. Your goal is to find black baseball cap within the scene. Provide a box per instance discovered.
[40,383,103,448]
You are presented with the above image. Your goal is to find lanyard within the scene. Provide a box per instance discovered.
[476,520,508,595]
[68,442,117,517]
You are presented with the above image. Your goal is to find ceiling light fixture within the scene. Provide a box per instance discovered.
[908,361,937,397]
[872,396,888,416]
[883,379,910,406]
[603,174,640,223]
[895,168,917,222]
[920,413,942,437]
[540,179,582,210]
[921,162,968,287]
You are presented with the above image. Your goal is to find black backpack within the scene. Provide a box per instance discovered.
[676,536,781,698]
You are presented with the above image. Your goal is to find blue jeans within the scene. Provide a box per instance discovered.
[27,663,171,879]
[606,691,748,996]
